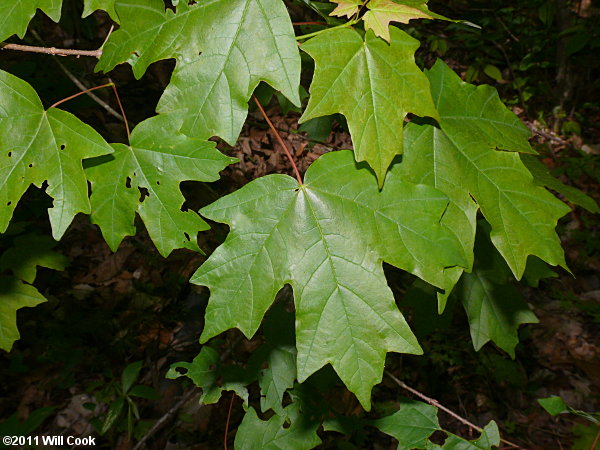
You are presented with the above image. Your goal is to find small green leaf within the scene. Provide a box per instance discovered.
[371,399,440,449]
[234,406,322,450]
[437,421,500,449]
[100,397,125,435]
[483,64,503,81]
[363,0,450,42]
[458,229,538,357]
[121,361,143,394]
[86,114,235,256]
[168,345,250,405]
[0,277,47,352]
[538,396,569,415]
[329,0,362,18]
[0,70,113,239]
[0,234,68,283]
[300,27,439,185]
[0,0,62,40]
[128,385,160,400]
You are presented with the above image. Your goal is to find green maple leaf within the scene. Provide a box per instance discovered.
[97,0,301,144]
[431,421,500,449]
[329,0,363,18]
[0,70,113,240]
[0,234,68,283]
[235,406,322,450]
[0,277,46,351]
[400,60,570,286]
[457,227,538,358]
[0,0,62,40]
[167,345,250,405]
[85,114,235,257]
[363,0,450,42]
[82,0,117,21]
[371,399,440,449]
[300,27,438,186]
[192,150,467,408]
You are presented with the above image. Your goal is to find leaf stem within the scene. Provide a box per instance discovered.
[384,370,522,449]
[224,392,235,450]
[49,82,114,109]
[295,20,358,41]
[252,96,303,185]
[108,79,131,141]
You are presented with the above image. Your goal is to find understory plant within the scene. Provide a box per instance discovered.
[1,0,598,448]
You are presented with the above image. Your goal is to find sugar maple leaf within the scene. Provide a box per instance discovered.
[362,0,453,42]
[86,114,235,257]
[397,60,570,297]
[329,0,363,18]
[83,0,117,21]
[97,0,301,145]
[300,27,439,186]
[0,70,113,240]
[0,0,62,40]
[192,150,467,408]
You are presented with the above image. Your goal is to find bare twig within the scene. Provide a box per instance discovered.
[591,428,600,450]
[0,43,101,57]
[253,96,303,184]
[28,30,123,121]
[527,124,568,145]
[384,370,522,449]
[131,389,197,450]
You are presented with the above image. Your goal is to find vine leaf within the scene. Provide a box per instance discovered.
[0,0,62,40]
[300,27,438,186]
[82,0,117,21]
[192,150,467,408]
[97,0,301,144]
[329,0,363,18]
[370,399,440,449]
[363,0,450,42]
[85,114,235,257]
[0,70,113,240]
[400,60,570,287]
[0,277,46,351]
[235,406,322,450]
[457,226,538,358]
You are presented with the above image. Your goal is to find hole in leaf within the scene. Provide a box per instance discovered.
[6,201,11,206]
[60,144,65,150]
[156,180,160,185]
[125,176,132,189]
[7,152,11,157]
[138,187,149,202]
[184,232,190,241]
[28,163,33,168]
